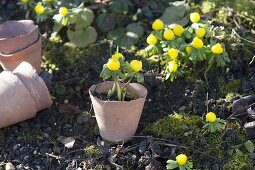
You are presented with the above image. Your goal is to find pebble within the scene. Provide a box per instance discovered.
[5,162,15,170]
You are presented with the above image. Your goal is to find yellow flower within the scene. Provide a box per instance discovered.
[35,4,45,15]
[130,60,142,72]
[173,25,185,37]
[59,7,69,17]
[112,52,123,60]
[185,46,192,55]
[168,48,178,60]
[190,12,201,23]
[206,112,217,123]
[152,19,164,30]
[195,27,206,38]
[163,29,174,40]
[146,34,158,45]
[192,37,203,49]
[106,59,120,71]
[21,0,29,3]
[46,0,53,2]
[211,43,224,54]
[176,154,188,166]
[168,61,178,73]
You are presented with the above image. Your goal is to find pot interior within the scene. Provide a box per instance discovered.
[0,21,37,39]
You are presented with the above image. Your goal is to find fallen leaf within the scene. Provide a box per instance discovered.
[59,103,81,114]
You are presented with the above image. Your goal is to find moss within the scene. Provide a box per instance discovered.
[144,113,250,168]
[85,145,100,156]
[218,79,241,97]
[223,152,253,170]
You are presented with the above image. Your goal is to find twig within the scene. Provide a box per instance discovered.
[249,55,255,66]
[45,153,63,160]
[232,29,255,44]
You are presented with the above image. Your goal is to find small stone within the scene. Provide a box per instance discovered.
[5,162,15,170]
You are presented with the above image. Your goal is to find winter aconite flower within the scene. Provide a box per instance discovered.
[147,34,158,45]
[107,59,120,71]
[168,48,178,60]
[35,4,45,15]
[192,37,203,49]
[185,46,192,55]
[211,43,224,54]
[163,29,174,40]
[206,112,217,123]
[130,60,142,72]
[46,0,53,2]
[195,27,205,38]
[59,7,68,17]
[176,154,188,166]
[173,25,185,37]
[152,19,164,30]
[190,12,200,23]
[168,61,178,73]
[21,0,29,3]
[112,53,123,60]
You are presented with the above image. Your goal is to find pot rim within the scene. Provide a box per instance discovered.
[0,20,38,41]
[89,81,147,104]
[0,36,41,61]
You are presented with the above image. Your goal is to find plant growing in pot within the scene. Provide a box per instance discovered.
[89,48,147,142]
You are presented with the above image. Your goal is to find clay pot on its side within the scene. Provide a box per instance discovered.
[89,81,147,142]
[0,37,42,73]
[0,62,52,128]
[0,20,41,73]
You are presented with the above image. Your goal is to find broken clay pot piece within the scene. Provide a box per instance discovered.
[89,81,147,142]
[0,62,52,128]
[0,20,41,73]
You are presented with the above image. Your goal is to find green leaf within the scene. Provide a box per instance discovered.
[75,8,94,29]
[126,23,144,38]
[160,5,189,25]
[166,160,178,169]
[55,84,66,95]
[67,26,97,47]
[109,0,129,15]
[179,165,186,170]
[135,73,144,83]
[245,140,254,153]
[96,12,116,32]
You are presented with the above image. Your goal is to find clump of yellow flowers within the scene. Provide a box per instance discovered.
[203,112,226,133]
[145,12,230,81]
[166,153,193,170]
[101,47,144,101]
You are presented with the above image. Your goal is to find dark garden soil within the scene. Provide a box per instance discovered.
[1,0,255,170]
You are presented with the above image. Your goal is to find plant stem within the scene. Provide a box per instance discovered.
[121,76,134,92]
[115,81,122,101]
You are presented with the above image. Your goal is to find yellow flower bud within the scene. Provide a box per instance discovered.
[146,34,158,45]
[185,46,192,55]
[190,12,201,23]
[152,19,164,30]
[195,27,206,38]
[206,112,217,123]
[173,25,185,37]
[112,52,123,60]
[106,59,120,71]
[130,60,142,72]
[176,154,188,166]
[211,43,224,54]
[21,0,29,3]
[168,48,178,60]
[168,61,178,73]
[192,37,203,49]
[163,29,174,40]
[35,4,45,15]
[59,7,68,17]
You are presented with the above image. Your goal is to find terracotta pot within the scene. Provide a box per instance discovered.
[89,81,147,142]
[0,20,38,54]
[0,62,52,128]
[0,37,42,73]
[0,71,37,128]
[13,62,52,111]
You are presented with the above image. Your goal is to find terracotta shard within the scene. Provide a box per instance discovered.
[89,81,147,142]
